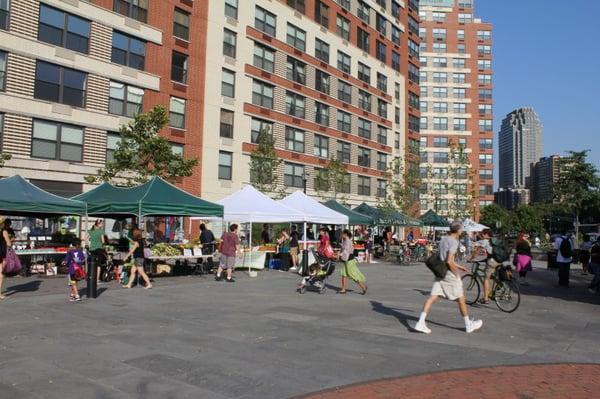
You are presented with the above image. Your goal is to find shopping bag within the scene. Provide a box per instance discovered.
[425,252,448,279]
[3,248,22,276]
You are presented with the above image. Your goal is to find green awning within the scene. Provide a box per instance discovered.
[352,203,422,227]
[419,209,450,227]
[73,176,223,217]
[0,175,86,216]
[323,200,373,225]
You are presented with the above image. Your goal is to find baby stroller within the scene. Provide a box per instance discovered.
[298,249,336,294]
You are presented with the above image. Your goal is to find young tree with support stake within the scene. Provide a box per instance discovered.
[314,157,348,201]
[86,105,197,186]
[248,126,282,195]
[553,150,600,240]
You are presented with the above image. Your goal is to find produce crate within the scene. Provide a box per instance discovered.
[156,263,172,276]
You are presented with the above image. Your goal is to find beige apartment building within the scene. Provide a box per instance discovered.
[417,0,493,219]
[201,0,421,206]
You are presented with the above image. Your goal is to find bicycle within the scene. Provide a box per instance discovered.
[461,260,521,313]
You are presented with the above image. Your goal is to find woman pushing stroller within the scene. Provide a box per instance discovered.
[338,230,367,295]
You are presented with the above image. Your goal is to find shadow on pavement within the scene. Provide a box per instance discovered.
[517,267,600,305]
[370,300,462,332]
[5,280,42,297]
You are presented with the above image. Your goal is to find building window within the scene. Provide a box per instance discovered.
[377,152,387,171]
[314,168,329,191]
[419,117,428,130]
[358,90,371,112]
[284,162,304,188]
[315,38,329,63]
[168,97,186,129]
[251,118,272,143]
[433,117,448,130]
[252,80,274,109]
[478,59,492,70]
[420,101,428,112]
[337,80,352,103]
[453,88,466,99]
[432,72,447,83]
[408,63,419,83]
[315,1,329,27]
[255,6,276,37]
[479,154,493,165]
[253,43,275,73]
[286,23,306,51]
[106,132,120,163]
[409,92,420,109]
[376,41,386,63]
[391,26,401,45]
[31,119,83,162]
[408,39,419,58]
[315,102,329,125]
[358,176,371,196]
[0,51,6,91]
[453,118,467,131]
[285,127,304,153]
[336,15,350,40]
[357,28,370,53]
[479,119,493,132]
[479,169,493,180]
[357,118,371,139]
[395,133,400,150]
[477,45,492,55]
[223,28,237,58]
[395,107,400,124]
[377,179,386,198]
[112,31,145,70]
[171,143,184,157]
[433,152,448,164]
[432,12,446,22]
[357,1,370,23]
[479,104,492,115]
[171,51,188,84]
[0,0,8,30]
[287,0,306,14]
[453,58,466,69]
[358,147,370,168]
[314,134,329,158]
[453,73,466,84]
[34,61,86,107]
[337,51,351,74]
[286,57,306,85]
[315,70,330,94]
[38,5,90,54]
[286,91,305,118]
[376,13,386,35]
[337,141,350,163]
[218,151,233,180]
[337,110,351,133]
[109,81,143,117]
[479,184,493,196]
[453,103,467,114]
[433,137,448,148]
[458,13,473,23]
[220,109,234,138]
[479,138,493,150]
[173,8,189,40]
[478,74,492,85]
[337,0,351,10]
[479,89,492,100]
[113,0,148,23]
[392,1,402,19]
[377,73,387,92]
[357,63,370,85]
[433,102,448,113]
[224,0,238,18]
[377,99,387,119]
[221,68,235,97]
[377,126,387,145]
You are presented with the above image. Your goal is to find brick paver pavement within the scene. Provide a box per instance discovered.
[297,364,600,399]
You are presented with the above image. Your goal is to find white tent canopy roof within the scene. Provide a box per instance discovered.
[278,191,349,225]
[194,185,304,223]
[462,218,489,232]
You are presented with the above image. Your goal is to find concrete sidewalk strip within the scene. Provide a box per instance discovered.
[0,261,598,399]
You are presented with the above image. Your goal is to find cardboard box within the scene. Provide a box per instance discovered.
[156,263,172,275]
[46,266,58,276]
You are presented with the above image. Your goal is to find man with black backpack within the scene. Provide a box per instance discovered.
[554,231,575,287]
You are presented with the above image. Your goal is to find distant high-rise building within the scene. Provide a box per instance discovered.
[498,108,543,189]
[417,0,493,219]
[529,155,561,203]
[494,187,530,210]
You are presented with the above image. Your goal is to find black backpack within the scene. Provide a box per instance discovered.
[559,237,573,258]
[491,238,510,263]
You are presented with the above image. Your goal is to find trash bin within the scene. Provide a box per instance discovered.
[547,250,557,269]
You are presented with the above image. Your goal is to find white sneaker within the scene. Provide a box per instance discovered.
[414,321,431,334]
[289,267,298,272]
[465,318,483,333]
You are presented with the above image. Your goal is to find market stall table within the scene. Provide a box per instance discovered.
[146,253,220,275]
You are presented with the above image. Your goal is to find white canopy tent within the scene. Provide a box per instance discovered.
[463,218,489,233]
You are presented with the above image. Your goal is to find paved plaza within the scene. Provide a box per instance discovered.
[0,260,598,399]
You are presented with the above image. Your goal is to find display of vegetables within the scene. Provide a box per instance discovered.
[150,243,181,256]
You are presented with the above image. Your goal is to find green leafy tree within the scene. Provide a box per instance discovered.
[386,156,420,215]
[0,153,11,168]
[249,126,282,193]
[480,203,513,233]
[553,150,600,238]
[447,143,476,220]
[86,105,197,186]
[314,157,348,201]
[513,204,544,235]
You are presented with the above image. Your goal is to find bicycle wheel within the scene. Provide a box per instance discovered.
[461,273,480,305]
[494,280,520,313]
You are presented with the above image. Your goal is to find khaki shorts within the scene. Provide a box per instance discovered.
[485,258,501,279]
[290,247,299,257]
[220,255,236,269]
[431,270,464,301]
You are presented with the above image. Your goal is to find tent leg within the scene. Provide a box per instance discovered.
[248,222,252,275]
[301,222,308,276]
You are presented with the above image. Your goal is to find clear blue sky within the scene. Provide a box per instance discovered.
[475,0,600,172]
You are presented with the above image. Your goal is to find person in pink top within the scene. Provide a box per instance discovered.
[216,224,240,283]
[317,227,335,259]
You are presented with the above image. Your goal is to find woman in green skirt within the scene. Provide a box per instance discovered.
[338,229,368,295]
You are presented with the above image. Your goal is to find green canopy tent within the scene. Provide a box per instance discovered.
[73,176,223,218]
[419,209,449,227]
[352,203,422,227]
[0,175,86,216]
[322,200,373,225]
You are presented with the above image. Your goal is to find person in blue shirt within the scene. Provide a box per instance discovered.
[63,238,85,302]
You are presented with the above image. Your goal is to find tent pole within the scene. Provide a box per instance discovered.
[248,221,252,275]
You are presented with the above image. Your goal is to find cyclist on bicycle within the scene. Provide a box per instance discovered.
[468,229,499,304]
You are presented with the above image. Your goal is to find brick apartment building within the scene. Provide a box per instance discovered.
[417,0,493,219]
[0,0,207,197]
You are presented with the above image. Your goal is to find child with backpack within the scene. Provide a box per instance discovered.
[63,238,86,302]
